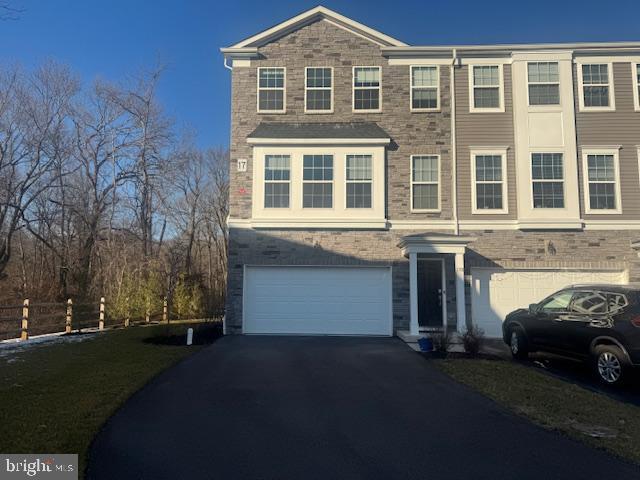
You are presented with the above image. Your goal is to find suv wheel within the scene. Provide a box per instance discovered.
[509,328,529,360]
[593,345,627,386]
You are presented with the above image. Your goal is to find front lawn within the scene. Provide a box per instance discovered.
[0,322,221,476]
[435,359,640,465]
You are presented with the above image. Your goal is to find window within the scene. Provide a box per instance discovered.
[538,290,573,313]
[264,155,290,208]
[305,67,332,112]
[608,293,628,313]
[583,150,621,213]
[579,63,614,110]
[303,155,333,208]
[531,153,564,208]
[411,155,440,211]
[346,155,372,208]
[411,66,439,111]
[632,64,640,111]
[353,67,381,111]
[257,67,285,112]
[570,291,608,315]
[472,152,507,213]
[470,65,503,111]
[527,62,560,105]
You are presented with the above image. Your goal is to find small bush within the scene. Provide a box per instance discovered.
[431,329,452,354]
[462,325,485,356]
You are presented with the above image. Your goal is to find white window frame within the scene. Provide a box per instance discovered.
[345,154,373,209]
[410,65,439,112]
[470,148,509,214]
[530,152,566,210]
[581,147,622,215]
[352,66,382,113]
[526,61,560,107]
[468,64,505,113]
[410,154,441,213]
[577,63,616,112]
[304,67,333,114]
[257,67,286,114]
[263,155,291,210]
[302,154,334,210]
[632,63,640,112]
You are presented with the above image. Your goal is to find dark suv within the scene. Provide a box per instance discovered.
[502,284,640,385]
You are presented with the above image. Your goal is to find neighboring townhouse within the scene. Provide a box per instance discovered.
[221,6,640,338]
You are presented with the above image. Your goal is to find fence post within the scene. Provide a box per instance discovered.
[65,298,73,334]
[163,297,168,324]
[99,297,105,331]
[125,297,130,327]
[145,303,150,323]
[21,299,29,341]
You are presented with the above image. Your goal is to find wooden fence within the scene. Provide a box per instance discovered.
[0,297,224,341]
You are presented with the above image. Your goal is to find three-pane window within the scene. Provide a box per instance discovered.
[346,155,372,208]
[581,64,612,108]
[532,153,564,208]
[305,67,332,112]
[527,62,560,105]
[258,67,285,112]
[411,66,438,111]
[264,155,290,208]
[353,67,381,111]
[474,154,505,211]
[471,65,502,110]
[303,155,333,208]
[585,153,619,211]
[411,155,439,211]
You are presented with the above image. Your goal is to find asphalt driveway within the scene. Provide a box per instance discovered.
[87,336,639,479]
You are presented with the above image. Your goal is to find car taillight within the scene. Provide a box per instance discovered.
[632,316,640,327]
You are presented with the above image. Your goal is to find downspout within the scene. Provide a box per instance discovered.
[223,57,233,71]
[223,55,232,335]
[450,48,459,235]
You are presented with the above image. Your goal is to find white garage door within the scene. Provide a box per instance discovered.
[244,266,392,336]
[471,269,628,338]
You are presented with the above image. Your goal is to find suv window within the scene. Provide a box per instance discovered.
[538,290,573,313]
[570,291,607,314]
[607,293,628,313]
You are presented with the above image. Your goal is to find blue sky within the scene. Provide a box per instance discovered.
[1,0,638,148]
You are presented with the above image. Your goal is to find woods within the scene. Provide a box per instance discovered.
[0,61,228,317]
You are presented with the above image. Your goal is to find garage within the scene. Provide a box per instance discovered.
[243,266,393,335]
[471,268,628,338]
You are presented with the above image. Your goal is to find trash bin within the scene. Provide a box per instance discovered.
[418,337,433,352]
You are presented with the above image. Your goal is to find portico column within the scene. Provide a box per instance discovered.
[455,252,467,334]
[409,251,419,336]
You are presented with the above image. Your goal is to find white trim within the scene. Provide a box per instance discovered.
[304,66,334,114]
[353,66,382,113]
[632,63,640,112]
[468,64,505,113]
[577,62,616,112]
[389,219,456,230]
[247,137,391,145]
[410,65,440,112]
[229,6,407,48]
[388,58,454,66]
[583,220,640,230]
[582,147,623,215]
[344,154,373,210]
[574,55,640,64]
[410,155,441,213]
[257,67,286,114]
[470,148,509,214]
[526,61,560,107]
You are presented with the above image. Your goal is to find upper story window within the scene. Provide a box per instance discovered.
[411,155,440,212]
[410,66,439,111]
[527,62,560,106]
[471,150,508,214]
[264,155,290,208]
[353,67,381,112]
[305,67,333,113]
[531,153,564,208]
[579,63,614,111]
[346,155,373,208]
[303,155,333,208]
[469,65,504,112]
[257,67,285,113]
[582,149,621,214]
[633,64,640,111]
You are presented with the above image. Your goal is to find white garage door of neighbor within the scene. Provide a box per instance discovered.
[471,269,628,338]
[244,266,392,336]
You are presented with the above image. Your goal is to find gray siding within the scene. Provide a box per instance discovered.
[575,62,640,220]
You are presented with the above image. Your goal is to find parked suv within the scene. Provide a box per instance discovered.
[502,284,640,385]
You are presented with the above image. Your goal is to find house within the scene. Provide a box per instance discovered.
[220,6,640,338]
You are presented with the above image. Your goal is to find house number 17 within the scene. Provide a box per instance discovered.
[237,158,247,172]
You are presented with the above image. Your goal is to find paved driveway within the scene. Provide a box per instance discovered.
[87,336,638,479]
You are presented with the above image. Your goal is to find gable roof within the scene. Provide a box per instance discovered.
[225,5,406,50]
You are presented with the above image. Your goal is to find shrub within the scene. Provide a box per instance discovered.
[172,276,204,320]
[462,325,485,356]
[431,329,452,354]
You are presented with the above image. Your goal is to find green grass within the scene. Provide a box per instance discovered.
[0,322,221,476]
[435,359,640,464]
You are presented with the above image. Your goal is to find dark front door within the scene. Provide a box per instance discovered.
[418,260,443,329]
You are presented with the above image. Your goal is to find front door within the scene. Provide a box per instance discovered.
[418,260,443,329]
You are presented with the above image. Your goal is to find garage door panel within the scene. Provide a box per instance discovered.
[244,266,392,335]
[471,269,627,338]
